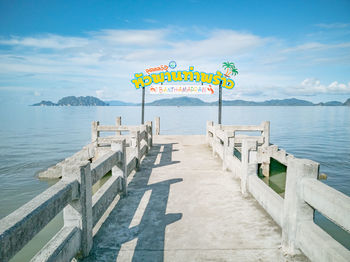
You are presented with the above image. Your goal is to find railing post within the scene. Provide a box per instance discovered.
[63,161,93,256]
[223,131,234,171]
[282,158,319,254]
[146,121,152,149]
[115,116,121,136]
[111,139,127,196]
[228,134,235,155]
[136,130,141,170]
[91,121,99,144]
[212,124,221,157]
[212,125,217,157]
[241,139,258,196]
[222,132,229,170]
[155,117,160,135]
[143,125,149,154]
[228,135,236,175]
[262,121,270,147]
[206,120,213,144]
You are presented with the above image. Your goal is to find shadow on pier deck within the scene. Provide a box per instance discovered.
[82,135,307,262]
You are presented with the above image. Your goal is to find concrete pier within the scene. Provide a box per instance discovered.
[1,118,349,262]
[82,135,307,262]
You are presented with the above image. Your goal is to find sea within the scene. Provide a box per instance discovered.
[0,105,349,261]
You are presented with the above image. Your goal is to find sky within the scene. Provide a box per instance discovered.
[0,0,350,104]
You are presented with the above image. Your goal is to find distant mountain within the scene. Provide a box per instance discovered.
[209,98,315,106]
[112,97,349,106]
[220,100,258,106]
[105,100,137,106]
[32,100,58,106]
[32,96,108,106]
[146,97,208,106]
[316,101,343,106]
[344,98,350,106]
[57,96,108,106]
[33,96,350,107]
[260,98,314,106]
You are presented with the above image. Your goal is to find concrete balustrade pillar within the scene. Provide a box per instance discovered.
[91,121,100,144]
[282,158,319,254]
[226,135,235,171]
[206,121,213,144]
[222,132,228,170]
[222,131,234,171]
[146,121,153,149]
[115,116,121,136]
[228,135,235,155]
[155,117,160,135]
[211,126,216,156]
[212,125,217,157]
[135,131,141,170]
[262,121,270,147]
[212,124,221,157]
[63,161,93,256]
[111,139,127,196]
[241,139,258,196]
[142,125,149,154]
[225,132,235,170]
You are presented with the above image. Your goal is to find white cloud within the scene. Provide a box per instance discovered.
[281,42,350,53]
[0,34,88,49]
[169,30,269,59]
[284,78,350,95]
[328,81,350,92]
[95,89,104,99]
[221,77,350,102]
[0,27,350,102]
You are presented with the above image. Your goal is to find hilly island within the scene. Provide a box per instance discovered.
[32,96,350,106]
[32,96,109,106]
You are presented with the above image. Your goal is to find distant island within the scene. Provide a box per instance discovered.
[32,96,108,106]
[108,97,350,106]
[33,96,350,107]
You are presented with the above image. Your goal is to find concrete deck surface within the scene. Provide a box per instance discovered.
[81,135,308,262]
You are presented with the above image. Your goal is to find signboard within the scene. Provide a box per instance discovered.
[131,62,238,93]
[133,61,238,124]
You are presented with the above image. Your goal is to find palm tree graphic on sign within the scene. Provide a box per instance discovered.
[222,62,238,77]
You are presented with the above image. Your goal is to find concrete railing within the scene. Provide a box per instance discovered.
[206,121,269,178]
[38,143,96,179]
[0,117,153,262]
[92,119,153,165]
[207,121,350,262]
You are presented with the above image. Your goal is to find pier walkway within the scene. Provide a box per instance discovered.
[1,118,349,262]
[83,135,304,262]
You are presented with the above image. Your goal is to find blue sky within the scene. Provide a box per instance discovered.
[0,0,350,104]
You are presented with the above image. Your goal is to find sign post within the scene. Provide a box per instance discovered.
[218,80,222,124]
[141,86,145,124]
[220,62,239,125]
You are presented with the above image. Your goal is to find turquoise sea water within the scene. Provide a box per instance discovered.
[0,105,349,260]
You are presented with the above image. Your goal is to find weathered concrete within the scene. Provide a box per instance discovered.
[282,159,319,255]
[81,135,308,262]
[0,121,153,262]
[0,180,79,262]
[30,226,81,262]
[63,162,93,256]
[116,116,121,136]
[38,143,96,179]
[155,117,160,135]
[4,118,349,262]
